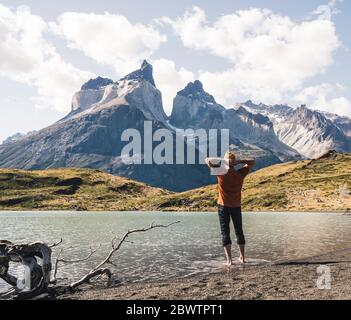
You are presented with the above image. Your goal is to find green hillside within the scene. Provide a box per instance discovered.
[154,151,351,212]
[0,168,170,211]
[0,151,350,212]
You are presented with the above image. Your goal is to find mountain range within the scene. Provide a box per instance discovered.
[0,60,350,191]
[240,101,351,158]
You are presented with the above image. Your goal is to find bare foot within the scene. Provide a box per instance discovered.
[238,256,246,264]
[226,260,233,267]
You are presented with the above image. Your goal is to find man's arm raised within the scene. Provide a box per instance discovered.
[237,159,255,171]
[244,159,255,169]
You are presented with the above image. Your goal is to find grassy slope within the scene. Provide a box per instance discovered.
[155,151,351,212]
[0,151,350,212]
[0,168,170,211]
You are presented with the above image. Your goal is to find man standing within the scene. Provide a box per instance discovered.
[206,151,255,266]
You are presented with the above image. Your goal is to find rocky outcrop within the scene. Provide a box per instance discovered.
[242,101,351,159]
[170,81,300,162]
[321,111,351,137]
[81,76,114,90]
[70,61,167,123]
[120,60,156,87]
[1,131,36,144]
[170,80,225,129]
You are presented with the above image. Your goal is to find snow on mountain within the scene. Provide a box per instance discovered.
[170,80,225,129]
[0,61,212,191]
[1,131,37,145]
[3,60,349,190]
[320,111,351,137]
[69,60,167,124]
[170,82,300,162]
[241,101,351,158]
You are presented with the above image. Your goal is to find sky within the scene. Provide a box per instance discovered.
[0,0,350,142]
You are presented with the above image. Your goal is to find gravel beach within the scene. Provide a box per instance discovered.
[61,248,351,300]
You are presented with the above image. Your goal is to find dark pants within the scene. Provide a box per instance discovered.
[218,205,246,246]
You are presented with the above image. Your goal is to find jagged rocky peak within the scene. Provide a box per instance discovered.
[296,104,323,116]
[322,111,351,137]
[243,99,258,108]
[269,104,292,113]
[242,99,267,108]
[242,101,294,119]
[247,102,351,158]
[69,59,166,124]
[296,104,312,114]
[170,80,225,128]
[71,76,114,112]
[120,59,156,87]
[177,80,216,103]
[235,105,272,126]
[241,100,274,114]
[81,76,114,90]
[294,105,329,124]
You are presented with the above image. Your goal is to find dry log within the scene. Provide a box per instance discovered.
[0,240,52,299]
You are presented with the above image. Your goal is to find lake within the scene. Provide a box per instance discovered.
[1,211,351,292]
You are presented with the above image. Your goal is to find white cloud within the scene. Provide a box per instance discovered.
[152,59,194,114]
[30,55,95,111]
[0,4,347,120]
[50,12,167,75]
[294,83,351,117]
[163,6,341,106]
[312,0,343,21]
[0,4,93,112]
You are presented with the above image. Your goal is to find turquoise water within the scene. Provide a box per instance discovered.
[1,211,351,291]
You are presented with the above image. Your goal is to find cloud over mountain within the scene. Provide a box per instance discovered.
[295,83,351,117]
[0,4,93,112]
[50,11,167,75]
[162,6,342,107]
[152,59,195,114]
[0,2,349,123]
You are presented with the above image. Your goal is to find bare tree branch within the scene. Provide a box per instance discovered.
[49,238,63,248]
[69,220,180,289]
[70,269,112,288]
[51,245,100,283]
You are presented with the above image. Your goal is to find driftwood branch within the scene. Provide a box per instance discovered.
[51,245,100,283]
[69,221,180,289]
[0,240,52,299]
[50,238,63,248]
[0,220,180,299]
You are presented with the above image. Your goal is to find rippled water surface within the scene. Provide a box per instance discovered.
[1,211,351,292]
